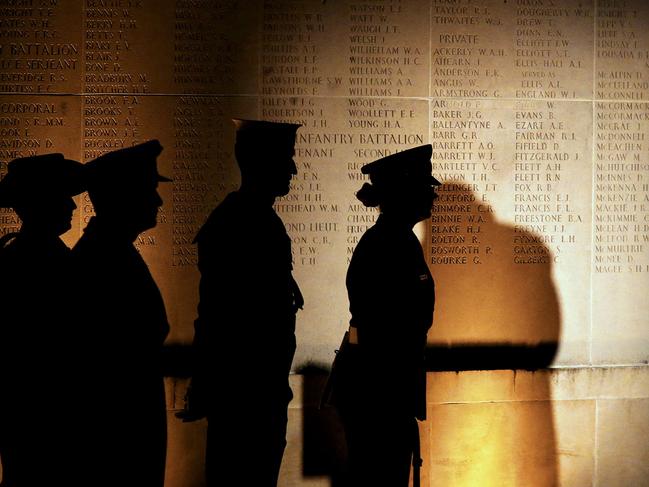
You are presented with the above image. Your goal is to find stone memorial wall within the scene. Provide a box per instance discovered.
[1,0,648,370]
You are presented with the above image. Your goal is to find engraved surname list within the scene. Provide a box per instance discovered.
[429,99,504,267]
[347,0,428,97]
[0,0,81,93]
[594,101,649,273]
[514,0,592,99]
[173,0,259,93]
[262,0,325,97]
[597,0,649,101]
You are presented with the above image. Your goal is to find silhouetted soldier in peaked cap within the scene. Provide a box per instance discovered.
[179,119,304,487]
[332,145,441,487]
[0,154,85,486]
[71,140,171,487]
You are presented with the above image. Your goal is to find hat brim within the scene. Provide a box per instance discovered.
[0,158,86,207]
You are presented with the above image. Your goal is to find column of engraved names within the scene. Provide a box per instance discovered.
[596,0,649,101]
[172,97,236,267]
[514,0,592,99]
[83,1,149,94]
[0,0,80,93]
[82,0,153,165]
[262,0,325,97]
[82,2,154,234]
[173,1,257,93]
[430,0,505,98]
[346,98,427,264]
[266,97,341,268]
[347,0,427,97]
[345,98,379,264]
[513,101,584,263]
[430,99,502,266]
[82,94,141,161]
[594,102,649,273]
[82,3,149,223]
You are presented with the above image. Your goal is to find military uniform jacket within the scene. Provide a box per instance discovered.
[72,217,169,487]
[0,232,72,374]
[344,214,435,420]
[0,232,74,400]
[191,191,299,409]
[0,232,78,484]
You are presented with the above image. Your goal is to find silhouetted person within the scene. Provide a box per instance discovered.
[71,140,171,487]
[0,154,85,487]
[332,145,440,487]
[179,119,304,487]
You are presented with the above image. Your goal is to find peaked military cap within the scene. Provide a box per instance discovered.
[361,144,441,186]
[84,140,171,193]
[233,118,302,146]
[0,153,85,208]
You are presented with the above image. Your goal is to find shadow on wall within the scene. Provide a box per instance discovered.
[423,183,562,487]
[426,183,561,369]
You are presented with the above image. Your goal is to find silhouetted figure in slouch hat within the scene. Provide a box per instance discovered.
[178,119,304,487]
[0,154,85,487]
[71,140,171,487]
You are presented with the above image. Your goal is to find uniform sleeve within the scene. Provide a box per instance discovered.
[347,239,401,347]
[192,231,245,354]
[347,235,433,357]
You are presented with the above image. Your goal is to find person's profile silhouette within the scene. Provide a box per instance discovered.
[0,154,86,486]
[329,144,441,487]
[71,140,171,487]
[179,119,304,487]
